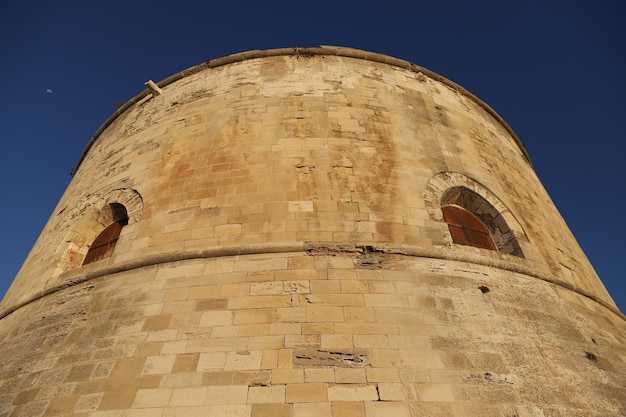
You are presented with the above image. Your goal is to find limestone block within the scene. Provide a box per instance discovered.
[208,404,252,417]
[334,368,367,384]
[327,384,378,401]
[205,385,249,405]
[364,401,411,417]
[320,334,353,349]
[248,336,285,350]
[414,383,455,402]
[304,368,335,383]
[272,369,305,384]
[331,401,365,417]
[286,383,328,402]
[224,351,263,370]
[265,326,301,341]
[169,387,208,406]
[365,367,400,382]
[251,403,292,417]
[160,372,204,387]
[141,355,176,374]
[377,382,417,401]
[198,352,228,370]
[247,385,286,403]
[292,402,333,417]
[133,388,173,408]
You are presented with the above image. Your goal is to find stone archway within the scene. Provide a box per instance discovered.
[53,188,143,274]
[424,172,527,257]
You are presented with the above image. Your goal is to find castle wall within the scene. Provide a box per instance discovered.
[1,254,624,416]
[1,47,623,417]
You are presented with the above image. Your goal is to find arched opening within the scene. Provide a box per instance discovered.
[53,188,143,275]
[441,186,524,257]
[441,205,497,251]
[424,172,527,258]
[110,202,129,225]
[82,203,129,265]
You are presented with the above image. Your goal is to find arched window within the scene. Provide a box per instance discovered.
[82,203,129,265]
[424,172,526,258]
[441,205,497,251]
[441,186,524,257]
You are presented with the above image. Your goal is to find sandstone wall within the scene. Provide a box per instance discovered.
[1,47,623,417]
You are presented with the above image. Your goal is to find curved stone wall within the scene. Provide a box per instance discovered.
[1,47,623,416]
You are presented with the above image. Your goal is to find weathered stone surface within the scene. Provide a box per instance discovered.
[0,47,624,416]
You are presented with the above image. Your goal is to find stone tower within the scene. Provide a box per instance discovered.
[1,47,624,417]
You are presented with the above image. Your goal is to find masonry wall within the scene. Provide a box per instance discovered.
[1,47,624,417]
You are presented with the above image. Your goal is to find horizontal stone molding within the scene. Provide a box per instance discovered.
[1,241,622,322]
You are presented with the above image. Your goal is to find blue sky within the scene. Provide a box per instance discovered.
[0,0,624,311]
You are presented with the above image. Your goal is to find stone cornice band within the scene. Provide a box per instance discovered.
[2,242,622,322]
